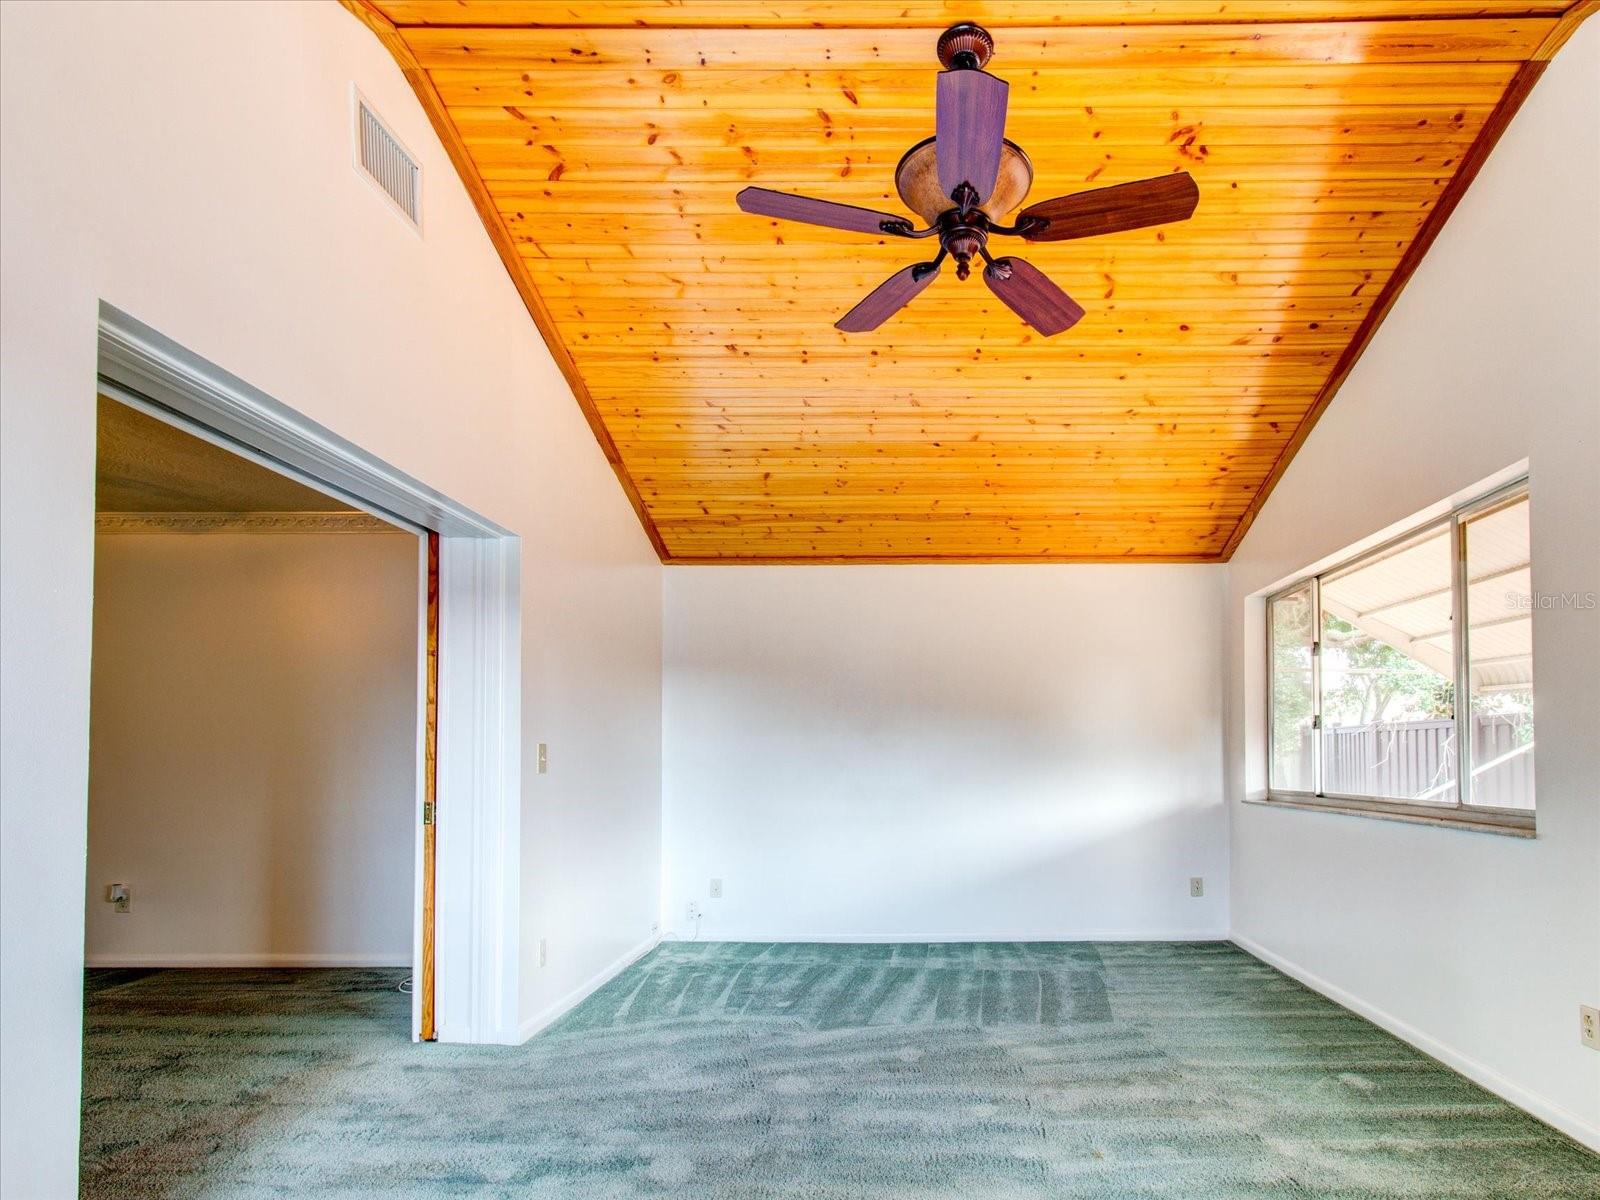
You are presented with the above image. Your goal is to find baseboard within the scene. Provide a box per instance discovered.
[1231,933,1600,1153]
[660,931,1230,944]
[516,933,661,1043]
[85,952,410,968]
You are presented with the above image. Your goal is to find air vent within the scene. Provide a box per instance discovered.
[355,94,420,229]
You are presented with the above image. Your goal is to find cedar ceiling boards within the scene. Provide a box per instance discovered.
[342,0,1595,563]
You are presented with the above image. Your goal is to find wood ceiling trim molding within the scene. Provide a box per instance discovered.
[1531,0,1600,55]
[370,2,1574,29]
[340,0,669,561]
[665,553,1221,566]
[398,22,1556,69]
[346,0,1592,564]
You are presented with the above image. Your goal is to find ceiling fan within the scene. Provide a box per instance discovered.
[736,23,1199,336]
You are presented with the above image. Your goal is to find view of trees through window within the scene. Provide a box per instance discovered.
[1320,612,1454,724]
[1266,487,1534,815]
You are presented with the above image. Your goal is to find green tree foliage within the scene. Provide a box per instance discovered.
[1319,613,1453,726]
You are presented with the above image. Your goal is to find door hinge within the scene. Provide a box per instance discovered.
[1312,714,1322,730]
[422,801,436,827]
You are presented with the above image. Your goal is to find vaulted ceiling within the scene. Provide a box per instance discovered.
[344,0,1592,562]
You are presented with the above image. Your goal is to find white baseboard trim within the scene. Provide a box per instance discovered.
[516,933,661,1043]
[86,952,410,968]
[1231,933,1600,1153]
[659,932,1229,944]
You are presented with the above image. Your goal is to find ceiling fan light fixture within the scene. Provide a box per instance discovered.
[894,136,1033,225]
[734,23,1200,336]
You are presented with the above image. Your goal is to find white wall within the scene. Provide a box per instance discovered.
[1224,22,1600,1149]
[0,4,662,1194]
[86,531,418,966]
[664,566,1227,942]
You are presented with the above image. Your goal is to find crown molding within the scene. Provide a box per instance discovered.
[95,510,397,534]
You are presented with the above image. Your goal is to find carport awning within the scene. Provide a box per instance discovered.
[1318,499,1531,692]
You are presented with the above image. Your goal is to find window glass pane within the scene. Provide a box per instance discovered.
[1318,525,1456,802]
[1269,586,1315,792]
[1464,495,1535,809]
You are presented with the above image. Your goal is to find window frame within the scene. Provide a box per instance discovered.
[1261,479,1534,836]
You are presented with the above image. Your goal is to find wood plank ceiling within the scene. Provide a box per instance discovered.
[344,1,1592,563]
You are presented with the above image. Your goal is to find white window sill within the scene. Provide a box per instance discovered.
[1245,794,1536,838]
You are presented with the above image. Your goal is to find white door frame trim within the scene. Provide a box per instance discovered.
[96,302,523,1045]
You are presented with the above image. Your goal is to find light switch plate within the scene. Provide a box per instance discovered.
[709,878,723,899]
[1189,877,1205,898]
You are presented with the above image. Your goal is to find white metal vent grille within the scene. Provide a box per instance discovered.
[356,97,420,228]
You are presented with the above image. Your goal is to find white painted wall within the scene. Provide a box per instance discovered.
[0,4,662,1194]
[86,531,419,966]
[664,566,1227,942]
[1224,22,1600,1149]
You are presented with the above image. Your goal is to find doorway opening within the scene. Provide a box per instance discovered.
[90,304,522,1047]
[88,390,431,1036]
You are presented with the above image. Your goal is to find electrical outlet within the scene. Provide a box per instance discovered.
[709,878,723,899]
[536,743,548,775]
[538,937,548,968]
[687,900,702,922]
[107,884,130,913]
[1582,1005,1599,1051]
[1189,877,1205,898]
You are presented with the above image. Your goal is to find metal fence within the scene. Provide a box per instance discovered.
[1315,714,1534,809]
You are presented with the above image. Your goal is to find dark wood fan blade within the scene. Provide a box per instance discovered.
[737,187,910,236]
[982,257,1085,337]
[936,69,1008,204]
[836,262,942,332]
[1019,173,1199,242]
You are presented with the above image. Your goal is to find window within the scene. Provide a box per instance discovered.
[1264,482,1534,832]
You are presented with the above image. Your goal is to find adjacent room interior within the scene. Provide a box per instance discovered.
[86,396,422,1028]
[0,2,1596,1197]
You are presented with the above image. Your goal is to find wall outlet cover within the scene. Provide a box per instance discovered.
[1582,1004,1599,1051]
[709,878,723,899]
[1189,877,1205,898]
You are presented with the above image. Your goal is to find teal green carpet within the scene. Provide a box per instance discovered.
[81,942,1598,1198]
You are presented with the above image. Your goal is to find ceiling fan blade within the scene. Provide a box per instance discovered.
[936,68,1008,204]
[835,261,942,332]
[737,187,910,236]
[982,257,1085,337]
[1019,173,1199,242]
